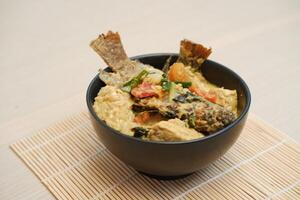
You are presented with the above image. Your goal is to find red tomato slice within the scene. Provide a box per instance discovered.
[131,82,158,98]
[188,86,217,103]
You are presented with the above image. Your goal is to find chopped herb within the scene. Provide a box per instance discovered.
[173,92,201,103]
[121,70,149,92]
[168,82,178,102]
[132,127,149,138]
[162,81,172,91]
[121,85,131,93]
[160,74,171,91]
[174,81,192,88]
[187,114,196,128]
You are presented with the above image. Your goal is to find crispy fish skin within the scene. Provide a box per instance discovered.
[136,95,236,134]
[90,31,144,85]
[178,39,212,67]
[90,31,128,70]
[177,39,238,114]
[193,101,236,133]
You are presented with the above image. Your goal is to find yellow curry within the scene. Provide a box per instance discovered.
[91,31,237,142]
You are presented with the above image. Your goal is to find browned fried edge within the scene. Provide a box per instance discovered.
[90,31,128,69]
[180,39,212,60]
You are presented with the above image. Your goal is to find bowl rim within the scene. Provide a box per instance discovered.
[86,53,251,145]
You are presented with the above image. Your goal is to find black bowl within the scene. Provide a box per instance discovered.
[86,53,251,178]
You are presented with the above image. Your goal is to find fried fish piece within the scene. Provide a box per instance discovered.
[135,92,236,134]
[90,31,145,86]
[177,39,212,68]
[90,31,163,86]
[90,31,128,69]
[175,39,238,114]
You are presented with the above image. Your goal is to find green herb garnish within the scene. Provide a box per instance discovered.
[121,70,149,92]
[173,92,201,103]
[174,81,192,88]
[187,114,196,128]
[160,74,172,91]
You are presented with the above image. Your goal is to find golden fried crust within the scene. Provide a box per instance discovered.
[179,39,212,67]
[180,39,212,59]
[90,31,128,70]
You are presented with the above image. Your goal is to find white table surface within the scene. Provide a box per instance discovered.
[1,0,300,199]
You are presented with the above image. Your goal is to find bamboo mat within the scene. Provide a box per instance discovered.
[10,112,300,200]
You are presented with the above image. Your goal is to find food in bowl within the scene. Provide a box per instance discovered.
[90,31,238,142]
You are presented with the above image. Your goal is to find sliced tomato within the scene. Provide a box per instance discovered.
[188,86,217,103]
[204,92,217,103]
[131,82,158,98]
[189,85,204,96]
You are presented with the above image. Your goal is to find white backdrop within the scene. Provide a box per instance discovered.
[1,0,299,141]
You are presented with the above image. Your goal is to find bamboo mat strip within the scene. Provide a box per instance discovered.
[10,112,300,200]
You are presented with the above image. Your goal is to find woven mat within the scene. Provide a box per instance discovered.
[10,112,300,200]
